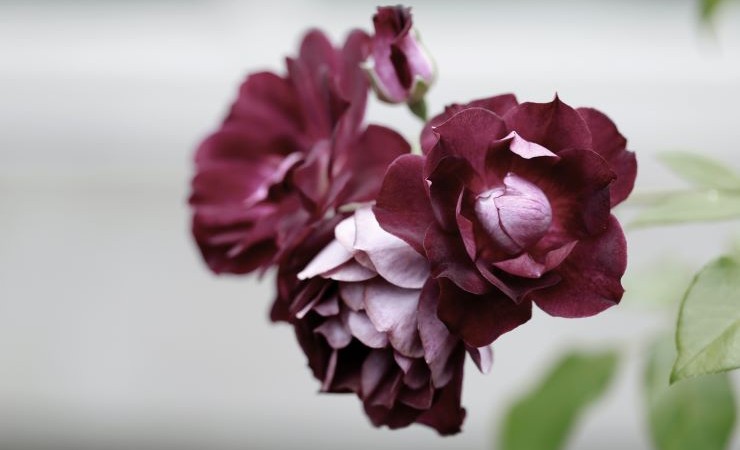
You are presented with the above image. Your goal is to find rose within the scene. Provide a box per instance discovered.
[286,207,492,434]
[190,29,408,275]
[368,6,435,104]
[374,95,637,348]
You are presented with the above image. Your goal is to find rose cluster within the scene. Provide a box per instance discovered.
[189,5,636,435]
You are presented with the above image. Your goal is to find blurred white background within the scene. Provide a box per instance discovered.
[1,0,740,448]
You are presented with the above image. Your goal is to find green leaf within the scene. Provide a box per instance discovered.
[631,190,740,227]
[645,335,736,450]
[499,350,618,450]
[659,151,740,190]
[672,255,740,382]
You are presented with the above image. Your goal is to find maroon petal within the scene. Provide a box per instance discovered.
[424,224,491,295]
[417,279,460,387]
[374,154,436,255]
[504,95,592,153]
[437,280,532,347]
[416,345,467,436]
[331,124,411,207]
[226,72,303,141]
[428,108,508,178]
[536,148,615,239]
[531,215,626,317]
[361,349,403,408]
[577,107,637,206]
[421,94,519,154]
[467,345,493,374]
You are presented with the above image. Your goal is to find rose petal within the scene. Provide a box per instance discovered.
[467,345,493,374]
[374,154,436,255]
[531,215,626,317]
[417,279,460,387]
[577,107,637,206]
[421,94,518,154]
[437,280,532,347]
[416,346,466,436]
[424,224,490,295]
[323,260,377,282]
[346,310,389,348]
[297,240,354,280]
[315,317,352,349]
[428,108,508,178]
[504,95,592,153]
[353,207,430,289]
[364,280,424,358]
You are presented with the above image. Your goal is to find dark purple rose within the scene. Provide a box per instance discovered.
[374,95,637,348]
[369,6,435,104]
[190,29,409,275]
[287,207,492,434]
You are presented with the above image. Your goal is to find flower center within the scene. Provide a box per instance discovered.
[474,173,552,254]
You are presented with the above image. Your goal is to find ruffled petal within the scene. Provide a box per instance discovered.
[374,154,436,255]
[577,107,637,206]
[504,95,592,153]
[531,215,626,317]
[437,280,532,347]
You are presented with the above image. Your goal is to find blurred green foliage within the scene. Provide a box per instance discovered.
[499,351,618,450]
[645,335,736,450]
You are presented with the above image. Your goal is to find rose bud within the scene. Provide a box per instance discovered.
[369,6,435,107]
[284,207,492,434]
[374,95,637,348]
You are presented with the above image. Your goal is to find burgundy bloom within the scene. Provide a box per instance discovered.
[190,29,409,275]
[369,6,435,104]
[288,207,492,435]
[374,95,637,348]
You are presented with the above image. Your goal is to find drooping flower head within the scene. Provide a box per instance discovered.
[190,29,409,275]
[288,207,492,435]
[375,95,637,348]
[369,5,435,104]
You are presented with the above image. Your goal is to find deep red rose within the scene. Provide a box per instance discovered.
[374,95,637,347]
[369,6,435,104]
[190,29,409,275]
[285,207,492,434]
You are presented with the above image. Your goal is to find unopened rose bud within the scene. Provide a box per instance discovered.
[368,6,435,108]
